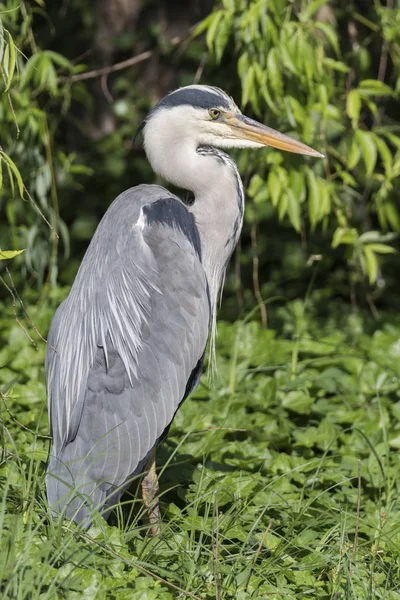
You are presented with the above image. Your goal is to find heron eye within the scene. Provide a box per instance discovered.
[209,109,221,120]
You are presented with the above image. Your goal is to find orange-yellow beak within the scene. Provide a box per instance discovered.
[225,113,324,158]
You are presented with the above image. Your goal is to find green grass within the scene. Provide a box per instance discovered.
[1,288,400,599]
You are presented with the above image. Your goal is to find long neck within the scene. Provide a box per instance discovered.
[144,116,244,311]
[188,147,244,313]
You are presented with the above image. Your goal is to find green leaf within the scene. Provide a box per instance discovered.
[0,152,24,197]
[214,14,231,63]
[366,243,396,254]
[268,168,282,207]
[356,130,377,177]
[307,169,319,229]
[0,249,25,260]
[242,64,254,107]
[374,135,392,178]
[359,79,394,97]
[363,246,378,283]
[347,137,361,170]
[301,0,328,20]
[346,89,361,123]
[332,227,358,248]
[287,189,300,232]
[314,22,339,54]
[267,48,283,96]
[323,57,350,73]
[4,30,16,91]
[206,11,223,51]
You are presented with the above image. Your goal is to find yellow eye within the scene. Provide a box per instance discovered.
[209,109,221,120]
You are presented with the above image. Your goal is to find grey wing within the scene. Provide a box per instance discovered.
[45,186,210,523]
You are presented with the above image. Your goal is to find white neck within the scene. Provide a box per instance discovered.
[143,106,244,313]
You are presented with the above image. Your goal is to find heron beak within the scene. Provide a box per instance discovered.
[226,114,324,158]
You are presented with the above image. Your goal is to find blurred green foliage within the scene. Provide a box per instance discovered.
[0,0,399,303]
[199,0,400,293]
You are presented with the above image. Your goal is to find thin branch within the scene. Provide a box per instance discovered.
[194,53,207,85]
[245,519,273,591]
[59,29,196,84]
[378,0,393,83]
[0,275,38,349]
[23,183,58,237]
[5,267,56,351]
[1,393,52,440]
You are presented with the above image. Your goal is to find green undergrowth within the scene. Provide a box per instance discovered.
[1,288,400,599]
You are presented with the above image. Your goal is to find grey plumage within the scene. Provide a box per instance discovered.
[46,186,209,521]
[46,85,323,523]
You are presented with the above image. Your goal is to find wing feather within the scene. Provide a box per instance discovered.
[46,186,210,521]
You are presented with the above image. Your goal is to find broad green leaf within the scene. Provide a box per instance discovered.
[0,152,24,197]
[363,246,378,283]
[314,22,339,54]
[384,202,400,232]
[356,129,377,176]
[0,249,25,260]
[359,79,394,97]
[267,48,283,96]
[214,16,230,63]
[194,12,217,37]
[4,31,16,91]
[287,189,300,232]
[332,227,357,248]
[323,57,350,73]
[206,11,223,51]
[242,64,254,106]
[248,173,264,198]
[301,0,327,20]
[307,169,319,229]
[373,135,392,178]
[347,137,361,170]
[268,168,282,207]
[366,243,396,254]
[0,19,4,65]
[346,89,361,123]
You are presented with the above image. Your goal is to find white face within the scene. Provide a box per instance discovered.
[197,107,266,149]
[145,104,265,153]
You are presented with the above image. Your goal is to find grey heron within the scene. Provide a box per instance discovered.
[45,85,323,530]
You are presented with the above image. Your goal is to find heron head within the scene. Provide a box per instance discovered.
[139,85,323,158]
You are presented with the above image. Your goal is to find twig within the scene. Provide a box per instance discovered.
[214,494,221,600]
[68,529,202,600]
[245,520,273,591]
[250,219,267,327]
[0,393,52,439]
[377,0,393,83]
[351,460,361,577]
[253,520,273,565]
[194,53,207,84]
[59,28,196,84]
[101,73,113,103]
[23,183,58,237]
[5,267,56,351]
[60,49,153,83]
[0,275,38,349]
